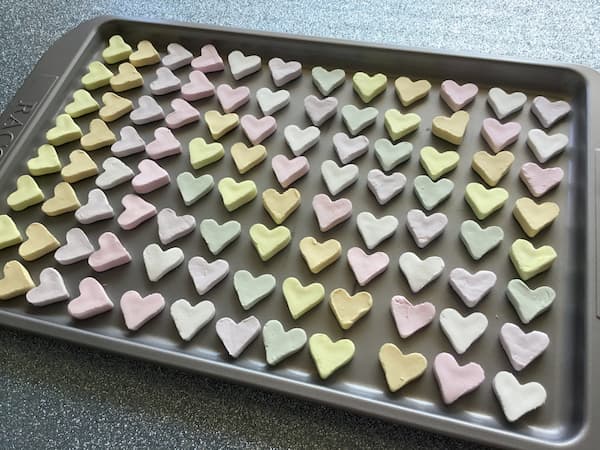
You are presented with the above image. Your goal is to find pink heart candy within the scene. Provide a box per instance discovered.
[132,159,170,194]
[216,315,261,358]
[481,117,521,153]
[216,84,250,113]
[120,290,166,331]
[191,44,224,72]
[130,95,164,125]
[241,114,277,145]
[304,95,338,126]
[500,322,549,371]
[531,96,571,128]
[112,126,146,157]
[519,162,564,198]
[145,127,182,160]
[117,194,157,230]
[68,277,114,320]
[149,67,181,95]
[162,43,193,70]
[271,154,309,188]
[88,232,132,272]
[333,132,369,164]
[346,247,389,286]
[312,193,352,231]
[165,98,200,129]
[390,295,436,338]
[268,57,302,87]
[440,80,479,112]
[433,352,485,404]
[181,71,215,101]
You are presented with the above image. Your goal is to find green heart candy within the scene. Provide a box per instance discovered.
[263,319,307,365]
[0,215,23,250]
[233,270,276,310]
[509,239,557,281]
[341,104,378,136]
[413,175,454,211]
[176,172,214,206]
[506,279,555,324]
[459,220,504,260]
[465,182,509,220]
[312,66,346,96]
[374,139,413,171]
[27,144,61,176]
[199,218,241,255]
[189,137,225,169]
[64,89,99,118]
[419,146,459,180]
[81,61,113,90]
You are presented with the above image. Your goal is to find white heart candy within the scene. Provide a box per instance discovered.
[161,43,193,70]
[356,211,398,249]
[526,129,568,163]
[256,87,290,116]
[75,189,114,224]
[96,157,134,190]
[111,126,146,157]
[321,159,359,196]
[333,132,369,164]
[449,268,496,307]
[398,251,444,293]
[439,308,488,354]
[157,208,196,245]
[487,87,527,119]
[143,243,184,282]
[531,96,571,128]
[188,256,229,295]
[493,371,547,422]
[499,322,549,371]
[149,67,181,95]
[284,125,320,156]
[54,228,94,265]
[216,315,261,358]
[367,169,406,205]
[228,50,261,80]
[170,299,215,341]
[405,209,447,248]
[26,267,69,306]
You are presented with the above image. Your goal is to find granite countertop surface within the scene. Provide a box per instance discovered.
[1,1,599,449]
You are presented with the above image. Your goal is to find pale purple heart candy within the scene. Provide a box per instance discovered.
[188,256,229,295]
[346,247,389,286]
[117,194,157,230]
[406,208,448,248]
[165,98,200,129]
[241,114,277,145]
[333,132,369,164]
[500,323,549,371]
[88,232,132,271]
[111,126,146,157]
[216,84,250,113]
[120,290,166,331]
[449,267,496,307]
[440,80,479,112]
[191,44,225,73]
[54,228,94,265]
[130,95,165,125]
[390,295,436,338]
[531,96,571,128]
[312,193,352,232]
[367,169,406,205]
[181,71,215,101]
[268,57,302,87]
[433,352,485,404]
[216,316,261,358]
[96,157,134,190]
[162,43,193,70]
[149,67,181,95]
[26,267,70,306]
[75,188,114,224]
[271,154,309,188]
[304,95,338,126]
[519,162,564,198]
[145,127,182,159]
[132,159,170,194]
[68,277,114,320]
[157,208,196,245]
[481,118,521,153]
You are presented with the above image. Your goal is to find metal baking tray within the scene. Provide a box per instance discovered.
[1,16,599,449]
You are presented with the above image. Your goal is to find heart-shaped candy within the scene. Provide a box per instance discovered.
[329,288,373,330]
[199,218,241,255]
[384,109,421,140]
[249,223,291,261]
[81,61,113,90]
[102,35,132,64]
[110,62,143,92]
[19,223,60,261]
[165,98,200,129]
[170,299,216,341]
[268,57,302,87]
[64,89,99,118]
[228,50,261,80]
[472,151,514,187]
[341,104,378,136]
[379,343,427,391]
[216,316,261,358]
[217,177,257,211]
[231,142,266,174]
[130,95,164,125]
[129,40,160,67]
[513,197,559,237]
[0,215,22,250]
[143,243,184,282]
[419,146,459,180]
[356,211,398,249]
[509,239,557,280]
[54,228,94,265]
[526,129,568,163]
[234,270,276,310]
[333,132,368,164]
[146,127,182,159]
[493,371,546,422]
[321,160,359,195]
[440,308,488,354]
[176,172,214,206]
[189,137,224,169]
[398,252,444,293]
[374,139,413,171]
[26,267,69,306]
[284,125,320,156]
[282,276,324,319]
[531,96,570,128]
[347,247,389,286]
[263,320,307,365]
[394,76,431,106]
[204,110,239,139]
[440,80,478,112]
[312,193,352,231]
[464,182,509,220]
[99,92,133,122]
[413,175,454,211]
[7,175,44,211]
[117,194,157,230]
[96,157,134,189]
[120,290,165,330]
[481,118,521,153]
[271,154,310,188]
[162,43,193,70]
[352,72,387,103]
[304,95,337,126]
[192,44,224,72]
[311,66,345,95]
[506,279,555,324]
[88,232,131,272]
[27,144,61,176]
[299,236,341,274]
[240,114,277,145]
[0,261,34,300]
[406,209,448,248]
[449,268,496,307]
[80,118,116,151]
[132,159,170,194]
[149,67,181,95]
[188,256,229,295]
[75,188,114,224]
[487,87,527,119]
[157,208,196,245]
[520,162,564,198]
[500,322,549,371]
[309,333,355,379]
[390,296,436,338]
[111,126,145,157]
[46,114,82,146]
[434,352,485,404]
[216,84,250,113]
[257,87,290,116]
[181,70,215,101]
[432,111,469,145]
[68,277,114,319]
[459,220,504,260]
[262,188,301,224]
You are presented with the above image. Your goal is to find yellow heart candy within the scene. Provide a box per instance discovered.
[18,223,60,261]
[513,197,559,238]
[384,109,421,141]
[102,35,132,64]
[394,76,432,107]
[61,150,98,183]
[262,188,301,224]
[80,118,116,151]
[329,288,373,330]
[27,144,61,176]
[471,151,515,187]
[231,142,267,174]
[419,146,460,180]
[0,260,34,300]
[46,113,82,146]
[217,177,257,212]
[0,215,23,250]
[204,110,239,140]
[99,92,133,122]
[249,223,291,261]
[129,40,160,67]
[81,61,113,90]
[41,182,80,216]
[64,89,99,118]
[309,333,355,379]
[352,72,387,103]
[7,175,44,211]
[378,343,427,392]
[110,63,143,92]
[189,138,225,169]
[299,236,341,274]
[465,182,509,220]
[510,239,557,280]
[432,111,470,145]
[282,277,325,319]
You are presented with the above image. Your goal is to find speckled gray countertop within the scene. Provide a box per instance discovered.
[1,1,599,449]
